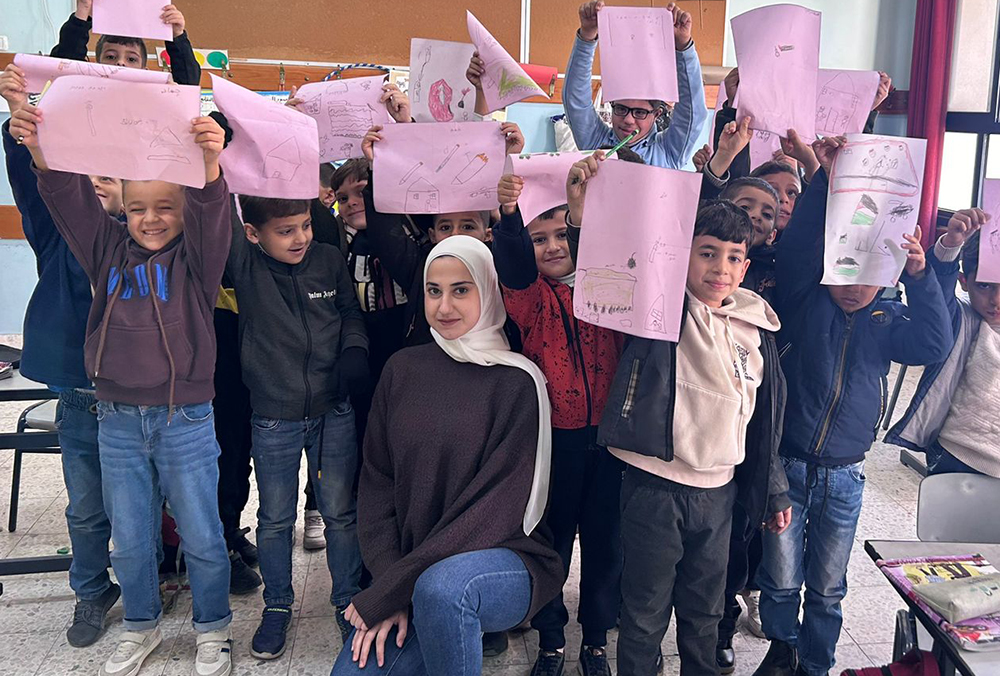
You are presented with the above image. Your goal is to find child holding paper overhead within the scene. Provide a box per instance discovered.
[566,152,790,676]
[493,154,634,676]
[563,1,708,169]
[52,0,201,86]
[226,194,368,659]
[753,137,953,676]
[12,105,237,676]
[885,210,1000,478]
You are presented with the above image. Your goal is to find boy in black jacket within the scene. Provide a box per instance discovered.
[227,196,369,660]
[53,0,201,86]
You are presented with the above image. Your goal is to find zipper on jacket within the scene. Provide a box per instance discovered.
[813,313,854,455]
[291,269,313,419]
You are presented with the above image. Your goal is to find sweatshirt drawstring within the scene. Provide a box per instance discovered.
[93,258,125,380]
[146,254,178,423]
[316,414,327,480]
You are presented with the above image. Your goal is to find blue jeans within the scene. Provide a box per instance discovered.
[251,400,362,608]
[928,442,981,476]
[56,389,113,601]
[331,549,532,676]
[758,457,866,676]
[97,401,232,632]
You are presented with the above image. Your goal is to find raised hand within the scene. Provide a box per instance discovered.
[497,174,524,216]
[285,85,304,109]
[381,83,411,123]
[779,129,820,180]
[667,2,693,50]
[811,134,847,176]
[567,151,605,227]
[691,144,711,172]
[361,125,384,162]
[161,4,186,39]
[579,1,604,41]
[0,64,28,114]
[902,225,927,278]
[191,116,225,182]
[75,0,93,20]
[501,122,525,155]
[723,68,739,105]
[466,52,485,89]
[942,208,990,248]
[9,104,47,169]
[873,71,892,111]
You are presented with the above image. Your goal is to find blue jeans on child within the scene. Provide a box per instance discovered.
[758,457,866,676]
[56,389,113,601]
[331,548,532,676]
[928,442,981,475]
[97,401,232,632]
[251,400,362,608]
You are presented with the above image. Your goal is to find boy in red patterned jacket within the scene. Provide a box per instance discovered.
[493,163,629,676]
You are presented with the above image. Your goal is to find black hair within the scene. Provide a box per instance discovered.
[962,230,981,279]
[431,211,492,229]
[239,195,311,227]
[538,205,569,220]
[95,35,149,65]
[720,177,780,211]
[319,162,336,188]
[751,160,800,183]
[693,199,754,249]
[329,158,369,194]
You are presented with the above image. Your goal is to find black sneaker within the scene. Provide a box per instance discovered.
[251,605,292,659]
[751,640,798,676]
[229,551,262,595]
[529,650,565,676]
[717,636,736,675]
[579,646,611,676]
[231,527,259,568]
[66,583,121,647]
[335,605,354,644]
[482,631,508,657]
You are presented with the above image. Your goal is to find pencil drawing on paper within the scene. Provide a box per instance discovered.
[579,268,637,321]
[452,154,489,185]
[816,72,861,136]
[405,178,440,212]
[606,11,670,50]
[644,295,667,333]
[831,140,920,197]
[263,137,302,181]
[148,126,190,164]
[411,44,433,103]
[328,101,375,139]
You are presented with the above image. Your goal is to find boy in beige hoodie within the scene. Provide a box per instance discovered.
[579,194,792,676]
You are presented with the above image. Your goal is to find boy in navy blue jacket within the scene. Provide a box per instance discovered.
[0,8,204,647]
[753,137,954,676]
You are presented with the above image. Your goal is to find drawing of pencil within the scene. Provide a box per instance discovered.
[452,153,489,185]
[436,145,460,172]
[399,161,423,185]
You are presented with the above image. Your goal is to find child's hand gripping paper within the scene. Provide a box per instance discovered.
[811,134,848,177]
[942,208,990,249]
[501,122,525,156]
[361,125,384,162]
[901,226,927,279]
[779,129,820,181]
[192,116,226,183]
[160,4,187,39]
[0,64,28,115]
[666,2,693,50]
[709,116,751,178]
[497,174,524,216]
[9,103,47,170]
[381,83,411,124]
[578,1,605,42]
[565,150,606,227]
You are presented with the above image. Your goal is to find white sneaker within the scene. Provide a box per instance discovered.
[194,627,233,676]
[303,510,326,551]
[740,589,765,638]
[100,628,162,676]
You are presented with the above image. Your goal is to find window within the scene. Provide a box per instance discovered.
[940,0,1000,214]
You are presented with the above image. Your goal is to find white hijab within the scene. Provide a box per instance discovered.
[424,237,552,536]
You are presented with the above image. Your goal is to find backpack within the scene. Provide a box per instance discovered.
[840,650,940,676]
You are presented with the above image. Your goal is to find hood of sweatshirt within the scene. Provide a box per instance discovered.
[705,287,781,334]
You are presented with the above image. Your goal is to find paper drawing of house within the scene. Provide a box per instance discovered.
[404,178,440,212]
[263,137,301,181]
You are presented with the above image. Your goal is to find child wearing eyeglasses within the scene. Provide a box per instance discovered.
[562,1,709,169]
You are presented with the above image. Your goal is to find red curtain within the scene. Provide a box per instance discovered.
[907,0,958,249]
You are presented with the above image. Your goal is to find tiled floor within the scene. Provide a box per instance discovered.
[0,332,919,675]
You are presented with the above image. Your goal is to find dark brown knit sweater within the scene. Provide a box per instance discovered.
[349,342,564,626]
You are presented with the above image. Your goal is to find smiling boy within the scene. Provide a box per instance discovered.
[226,195,369,660]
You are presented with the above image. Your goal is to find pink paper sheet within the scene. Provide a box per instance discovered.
[373,122,505,214]
[93,0,172,42]
[732,4,821,140]
[749,129,783,171]
[816,69,880,136]
[409,39,478,123]
[573,160,701,341]
[37,76,205,188]
[467,11,547,113]
[210,75,319,200]
[978,179,1000,284]
[294,76,391,162]
[823,134,927,287]
[15,53,171,94]
[503,151,590,226]
[597,7,679,104]
[708,84,728,153]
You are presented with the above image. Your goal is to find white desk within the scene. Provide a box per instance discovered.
[865,540,1000,676]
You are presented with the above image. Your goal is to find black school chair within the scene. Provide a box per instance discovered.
[8,400,61,532]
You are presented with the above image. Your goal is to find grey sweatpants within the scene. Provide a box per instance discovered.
[618,465,737,676]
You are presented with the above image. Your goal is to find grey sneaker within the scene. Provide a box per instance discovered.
[100,628,162,676]
[303,510,326,550]
[67,583,121,647]
[194,627,233,676]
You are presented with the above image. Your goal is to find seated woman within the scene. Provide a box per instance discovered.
[332,236,563,676]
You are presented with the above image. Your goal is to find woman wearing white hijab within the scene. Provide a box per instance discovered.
[332,237,562,676]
